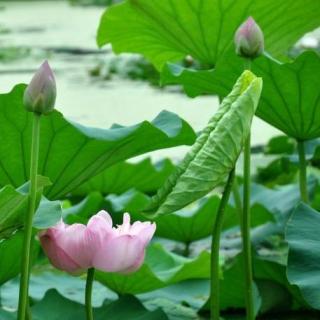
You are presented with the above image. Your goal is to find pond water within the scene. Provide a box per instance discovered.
[0,0,280,161]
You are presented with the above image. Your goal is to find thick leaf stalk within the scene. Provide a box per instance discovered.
[17,113,41,320]
[297,140,309,203]
[242,132,255,320]
[210,169,235,320]
[146,70,263,216]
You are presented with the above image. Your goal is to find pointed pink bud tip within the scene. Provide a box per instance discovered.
[23,60,56,115]
[234,17,264,59]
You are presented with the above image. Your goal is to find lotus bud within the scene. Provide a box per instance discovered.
[39,211,156,275]
[234,17,264,59]
[23,61,56,115]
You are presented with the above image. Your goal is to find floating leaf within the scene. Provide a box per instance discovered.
[30,289,168,320]
[63,192,107,224]
[138,195,238,242]
[264,136,296,155]
[95,244,211,294]
[33,197,62,230]
[0,85,195,200]
[254,255,306,309]
[219,254,261,314]
[256,158,298,187]
[1,288,168,319]
[250,179,316,222]
[1,270,115,309]
[146,70,262,215]
[97,0,320,68]
[286,203,320,310]
[139,279,210,314]
[107,189,238,242]
[68,187,273,243]
[202,253,301,314]
[107,189,150,218]
[142,297,198,319]
[94,295,168,320]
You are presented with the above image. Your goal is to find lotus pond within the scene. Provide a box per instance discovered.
[1,1,320,320]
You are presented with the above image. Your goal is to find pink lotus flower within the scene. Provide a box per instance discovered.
[39,211,156,275]
[234,17,264,59]
[23,60,56,115]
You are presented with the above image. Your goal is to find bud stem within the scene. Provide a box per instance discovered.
[241,58,255,320]
[85,268,95,320]
[244,59,252,70]
[17,112,41,320]
[210,168,235,320]
[297,140,309,203]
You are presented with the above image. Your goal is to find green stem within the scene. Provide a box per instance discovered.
[210,168,235,320]
[297,140,308,203]
[85,268,95,320]
[17,113,41,320]
[232,177,243,230]
[26,304,32,320]
[244,59,252,70]
[242,133,255,320]
[183,242,190,257]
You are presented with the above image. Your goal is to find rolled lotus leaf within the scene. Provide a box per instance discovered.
[146,70,263,216]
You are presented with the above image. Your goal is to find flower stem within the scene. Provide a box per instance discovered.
[297,140,308,203]
[17,112,41,320]
[210,168,235,320]
[242,133,255,320]
[85,268,95,320]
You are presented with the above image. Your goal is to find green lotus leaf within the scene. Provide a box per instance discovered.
[0,85,195,200]
[163,51,320,140]
[95,244,211,294]
[146,70,262,215]
[97,0,320,68]
[72,158,175,197]
[286,203,320,310]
